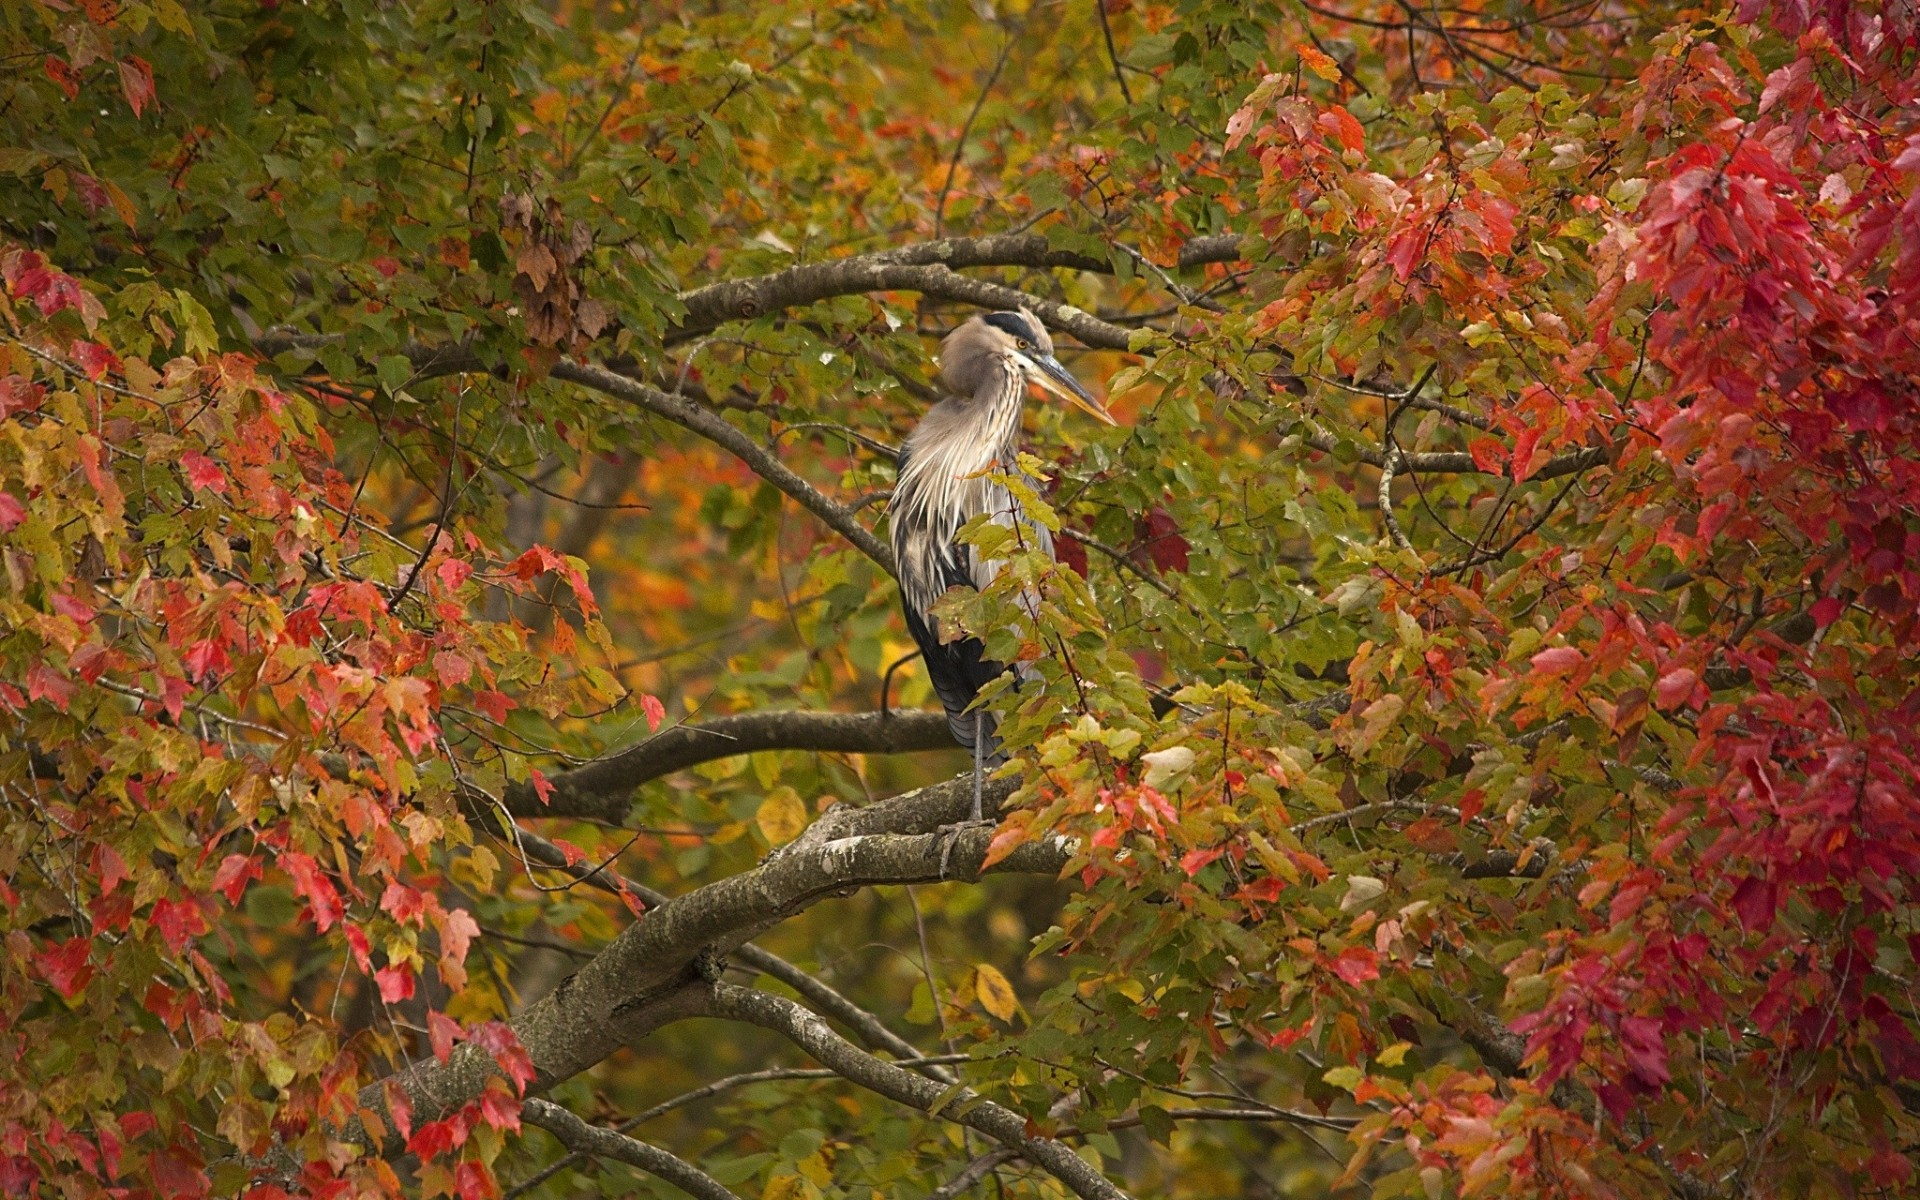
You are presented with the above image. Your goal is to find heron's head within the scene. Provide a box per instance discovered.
[938,310,1117,425]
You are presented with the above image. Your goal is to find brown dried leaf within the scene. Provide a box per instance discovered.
[516,242,557,291]
[575,297,610,340]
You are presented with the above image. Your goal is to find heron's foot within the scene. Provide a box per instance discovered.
[933,819,998,879]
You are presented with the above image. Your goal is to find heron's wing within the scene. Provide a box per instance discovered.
[893,443,1006,752]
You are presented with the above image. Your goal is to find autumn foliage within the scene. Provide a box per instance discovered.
[4,1,1920,1198]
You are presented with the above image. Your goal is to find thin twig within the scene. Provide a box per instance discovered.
[1093,0,1133,104]
[934,34,1015,239]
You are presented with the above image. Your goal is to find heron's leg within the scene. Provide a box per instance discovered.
[971,710,986,822]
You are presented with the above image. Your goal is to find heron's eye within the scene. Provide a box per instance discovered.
[1015,338,1030,349]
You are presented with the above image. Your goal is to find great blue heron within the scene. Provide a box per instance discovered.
[890,309,1116,821]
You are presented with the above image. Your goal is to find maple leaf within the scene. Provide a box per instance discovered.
[116,56,154,117]
[211,855,260,904]
[1331,946,1380,986]
[428,1010,461,1064]
[468,1022,537,1092]
[375,963,415,1003]
[281,852,343,932]
[149,897,208,953]
[35,937,93,999]
[178,451,227,494]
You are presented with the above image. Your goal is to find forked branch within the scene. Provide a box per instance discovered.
[702,984,1134,1200]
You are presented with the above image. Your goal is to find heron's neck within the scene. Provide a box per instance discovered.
[974,361,1026,463]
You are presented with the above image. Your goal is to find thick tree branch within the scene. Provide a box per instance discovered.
[522,1098,744,1200]
[703,984,1133,1200]
[476,812,960,1087]
[364,774,1051,1148]
[502,709,956,820]
[668,233,1242,347]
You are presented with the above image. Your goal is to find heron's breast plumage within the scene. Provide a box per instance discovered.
[890,365,1048,632]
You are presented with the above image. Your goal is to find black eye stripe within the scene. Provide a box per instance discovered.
[983,312,1040,343]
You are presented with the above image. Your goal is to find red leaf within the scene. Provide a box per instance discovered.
[0,491,24,531]
[1054,532,1089,577]
[1180,846,1224,876]
[1468,436,1507,474]
[508,545,564,581]
[179,451,227,494]
[384,1079,414,1141]
[436,558,473,591]
[433,649,473,687]
[456,1160,500,1200]
[641,692,666,732]
[43,55,79,100]
[182,638,228,682]
[406,1116,466,1161]
[438,906,479,973]
[1729,876,1776,931]
[282,852,343,932]
[1654,667,1698,710]
[380,880,426,925]
[148,1143,208,1200]
[375,963,415,1003]
[149,896,208,953]
[472,689,515,723]
[428,1010,461,1063]
[1510,424,1543,482]
[1620,1015,1670,1087]
[1529,647,1582,676]
[1136,508,1190,573]
[117,56,155,117]
[1810,596,1844,627]
[36,936,93,999]
[475,1083,522,1134]
[1331,946,1379,986]
[95,843,129,892]
[51,591,94,623]
[212,854,260,904]
[27,663,74,710]
[529,768,554,805]
[70,339,120,380]
[468,1022,537,1091]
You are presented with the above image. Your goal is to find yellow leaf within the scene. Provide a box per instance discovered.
[974,963,1018,1022]
[762,1175,807,1200]
[756,786,808,845]
[1297,42,1341,82]
[1376,1041,1412,1067]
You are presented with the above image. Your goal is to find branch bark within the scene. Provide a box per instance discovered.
[522,1098,744,1200]
[703,984,1134,1200]
[363,773,1049,1148]
[668,233,1243,347]
[502,709,956,820]
[473,808,960,1085]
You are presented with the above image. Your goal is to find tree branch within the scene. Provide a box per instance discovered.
[362,773,1050,1149]
[668,233,1241,347]
[502,709,956,820]
[473,810,960,1087]
[509,1057,968,1198]
[703,984,1134,1200]
[548,359,897,572]
[522,1098,744,1200]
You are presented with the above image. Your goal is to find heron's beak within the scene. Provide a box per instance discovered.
[1022,352,1118,426]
